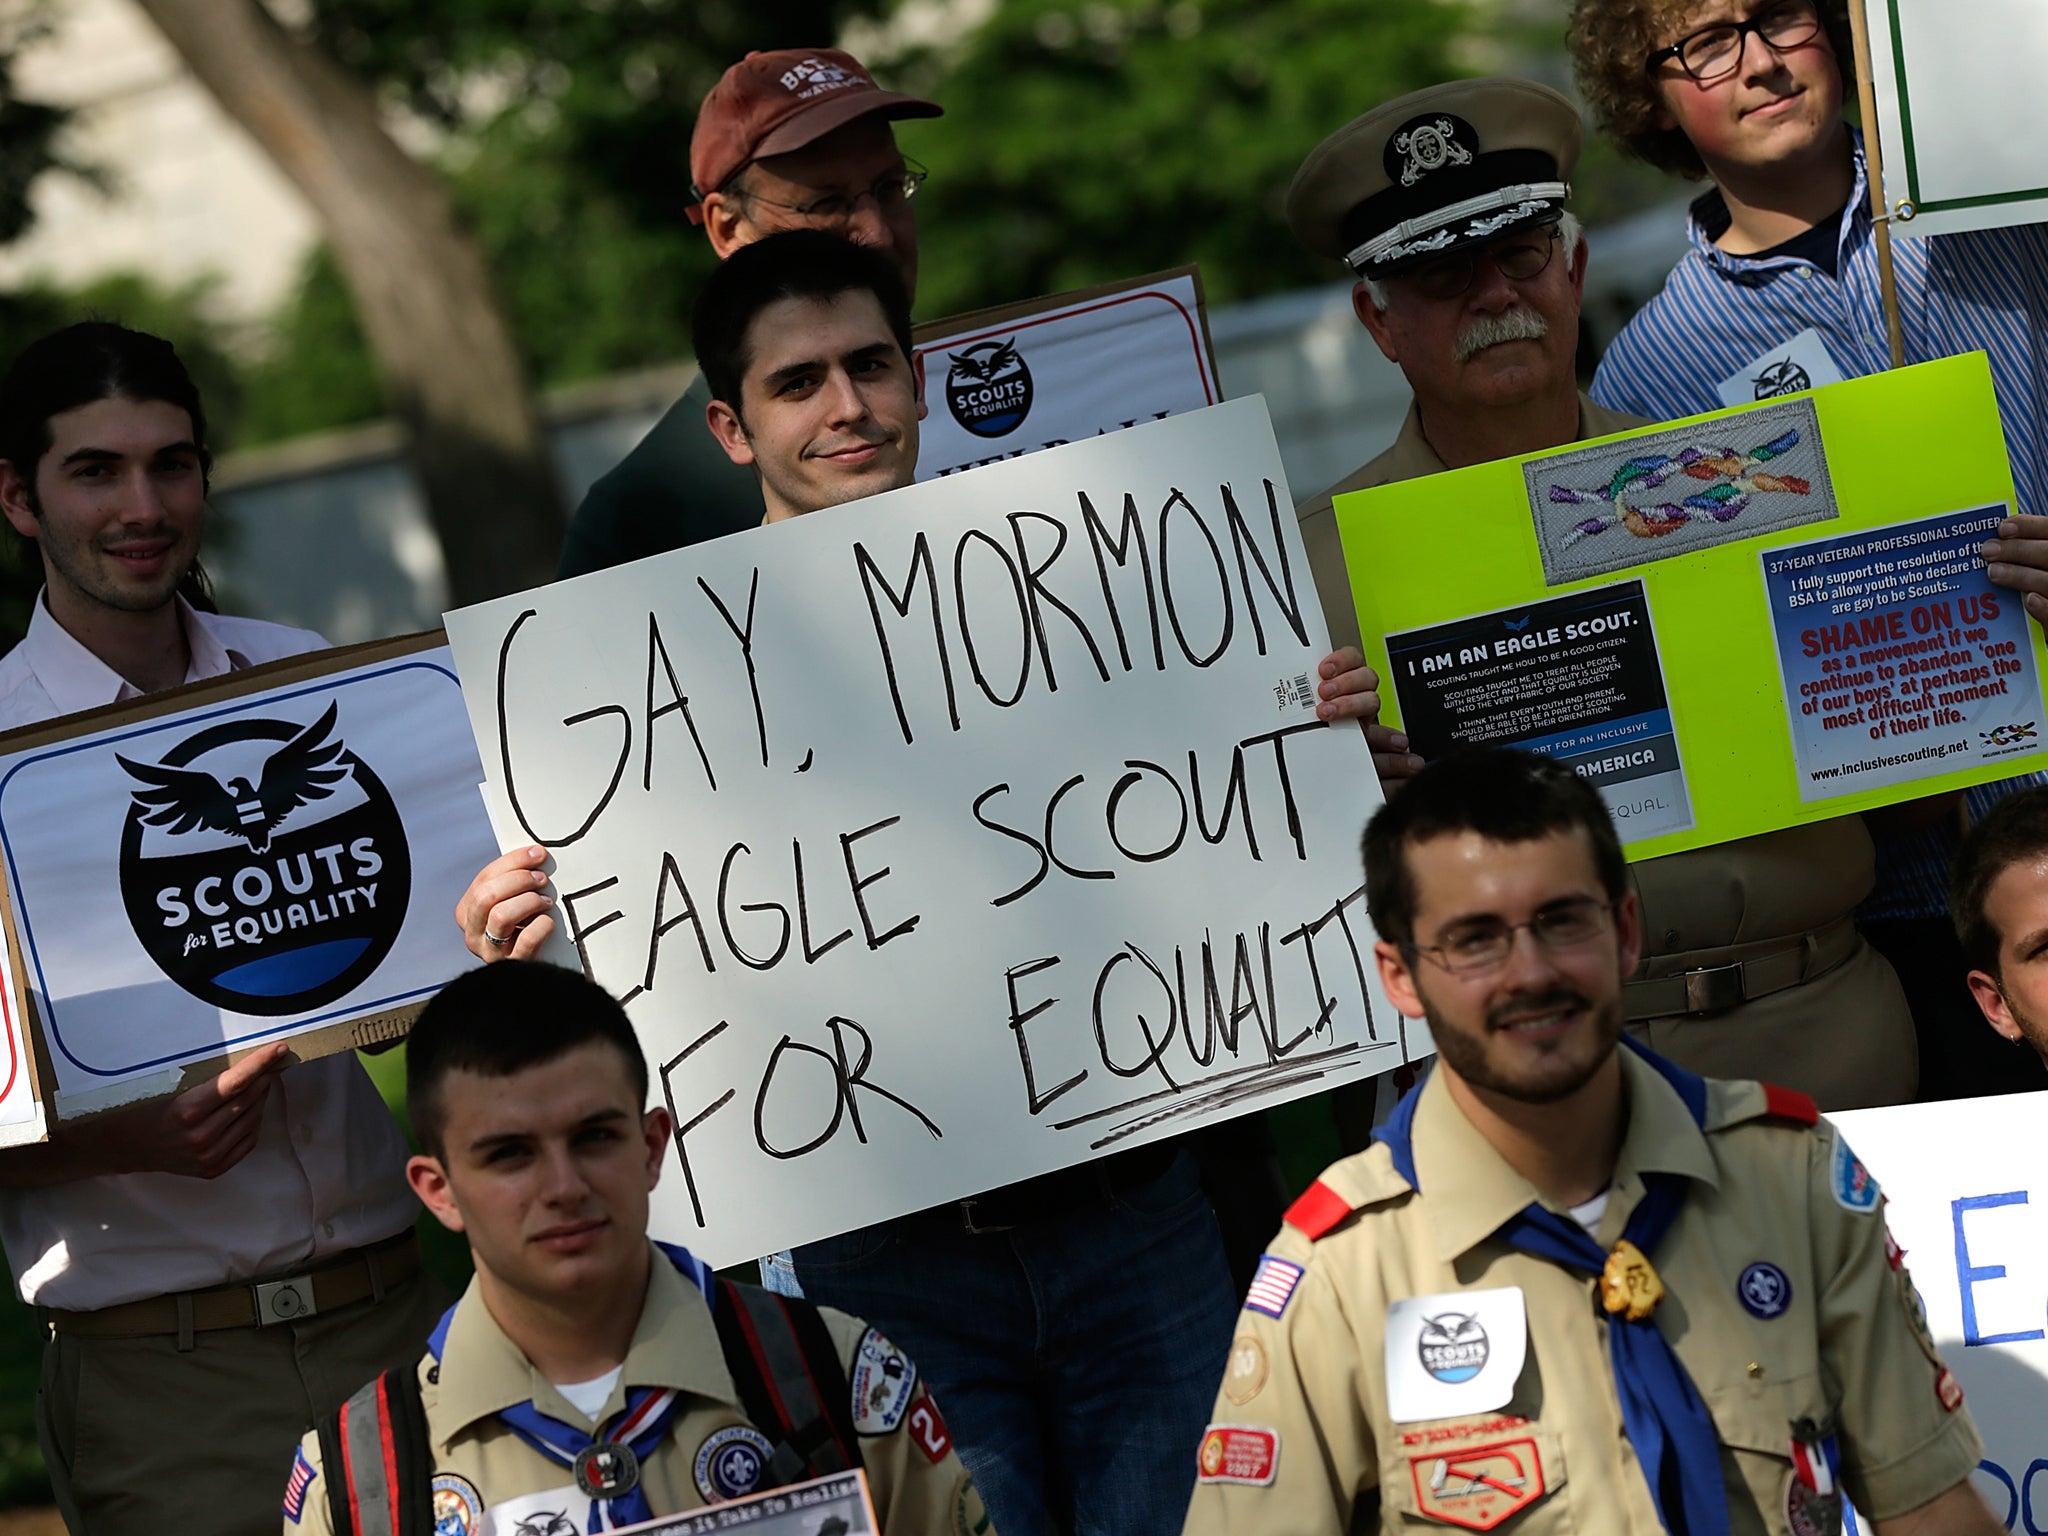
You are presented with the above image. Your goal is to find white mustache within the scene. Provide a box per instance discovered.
[1455,309,1549,363]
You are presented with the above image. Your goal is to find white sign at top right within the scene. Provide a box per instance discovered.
[1863,0,2048,238]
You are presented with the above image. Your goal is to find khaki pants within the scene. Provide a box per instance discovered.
[37,1265,444,1536]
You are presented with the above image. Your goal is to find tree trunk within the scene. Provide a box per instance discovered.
[132,0,565,609]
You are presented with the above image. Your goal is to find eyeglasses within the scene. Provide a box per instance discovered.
[733,158,929,225]
[1646,0,1823,83]
[1400,228,1561,302]
[1405,897,1619,976]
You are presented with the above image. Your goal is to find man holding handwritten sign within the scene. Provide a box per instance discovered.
[1285,78,1914,1109]
[453,231,1390,1536]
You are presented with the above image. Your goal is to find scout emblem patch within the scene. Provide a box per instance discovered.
[1244,1255,1304,1319]
[429,1473,483,1536]
[282,1446,317,1524]
[693,1424,774,1502]
[851,1328,918,1434]
[1601,1239,1663,1320]
[1737,1261,1793,1320]
[1197,1424,1279,1486]
[1409,1436,1544,1531]
[1832,1135,1880,1212]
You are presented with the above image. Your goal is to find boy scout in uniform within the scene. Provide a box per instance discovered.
[1181,749,1998,1536]
[284,961,989,1535]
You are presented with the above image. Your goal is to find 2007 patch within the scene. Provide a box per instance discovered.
[693,1423,774,1502]
[851,1327,919,1434]
[1224,1334,1269,1405]
[1409,1436,1545,1531]
[282,1446,318,1524]
[1197,1424,1279,1486]
[430,1473,483,1535]
[1832,1134,1880,1213]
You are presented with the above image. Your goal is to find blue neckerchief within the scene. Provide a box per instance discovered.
[428,1242,722,1532]
[1374,1038,1729,1536]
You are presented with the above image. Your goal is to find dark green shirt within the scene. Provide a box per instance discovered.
[558,374,764,578]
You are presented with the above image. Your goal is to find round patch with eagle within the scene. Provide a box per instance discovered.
[115,701,412,1014]
[945,338,1034,438]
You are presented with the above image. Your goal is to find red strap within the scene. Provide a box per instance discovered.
[374,1376,403,1536]
[1762,1083,1819,1126]
[1284,1179,1352,1240]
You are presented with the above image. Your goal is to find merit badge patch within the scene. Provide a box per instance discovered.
[693,1424,774,1502]
[1936,1367,1965,1413]
[851,1327,919,1435]
[282,1445,318,1524]
[1738,1261,1793,1320]
[430,1473,483,1535]
[1224,1334,1269,1405]
[1197,1424,1279,1486]
[1244,1255,1304,1319]
[1409,1436,1545,1531]
[908,1396,953,1464]
[1832,1134,1881,1213]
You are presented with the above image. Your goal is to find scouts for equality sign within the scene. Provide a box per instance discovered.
[444,397,1401,1270]
[1338,354,2048,860]
[912,267,1218,483]
[0,635,500,1118]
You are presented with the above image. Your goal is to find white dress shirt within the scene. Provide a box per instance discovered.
[0,594,415,1307]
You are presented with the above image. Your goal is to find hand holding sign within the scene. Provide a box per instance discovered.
[53,1041,290,1180]
[1982,514,2048,626]
[455,843,556,961]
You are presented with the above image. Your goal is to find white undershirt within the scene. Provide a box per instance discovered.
[1568,1190,1611,1240]
[554,1366,623,1424]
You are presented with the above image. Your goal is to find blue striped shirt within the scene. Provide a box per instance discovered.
[1590,130,2048,920]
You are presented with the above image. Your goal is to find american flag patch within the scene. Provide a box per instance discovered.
[282,1445,317,1523]
[1245,1255,1305,1319]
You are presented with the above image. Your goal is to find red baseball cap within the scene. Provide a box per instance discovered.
[687,48,943,223]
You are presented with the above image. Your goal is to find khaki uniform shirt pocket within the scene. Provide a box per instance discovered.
[1700,1369,1830,1536]
[1380,1418,1568,1533]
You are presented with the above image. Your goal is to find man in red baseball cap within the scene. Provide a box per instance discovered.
[559,47,942,579]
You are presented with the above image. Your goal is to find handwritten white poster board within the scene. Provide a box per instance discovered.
[913,268,1219,482]
[1863,0,2048,237]
[1832,1092,2048,1531]
[0,635,499,1117]
[444,397,1404,1268]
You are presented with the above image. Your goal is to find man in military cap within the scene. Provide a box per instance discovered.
[1180,747,1999,1536]
[1282,79,1916,1112]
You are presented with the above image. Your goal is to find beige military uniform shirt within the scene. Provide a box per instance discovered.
[1181,1050,1981,1536]
[286,1249,991,1536]
[1297,397,1913,1109]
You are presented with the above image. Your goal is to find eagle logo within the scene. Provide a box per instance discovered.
[116,702,351,854]
[1417,1311,1490,1382]
[945,337,1034,438]
[511,1514,577,1536]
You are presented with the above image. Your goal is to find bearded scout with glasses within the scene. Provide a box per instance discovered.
[1280,78,1914,1147]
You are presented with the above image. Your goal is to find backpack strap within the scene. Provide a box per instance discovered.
[316,1366,434,1536]
[712,1278,860,1487]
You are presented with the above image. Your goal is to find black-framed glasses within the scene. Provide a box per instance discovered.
[1402,227,1561,302]
[1646,0,1823,82]
[1404,897,1619,976]
[734,158,929,225]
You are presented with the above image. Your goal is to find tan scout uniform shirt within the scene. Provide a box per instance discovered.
[1298,399,1914,1109]
[287,1250,990,1536]
[1181,1050,1981,1536]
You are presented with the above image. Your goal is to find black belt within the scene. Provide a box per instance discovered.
[912,1143,1180,1234]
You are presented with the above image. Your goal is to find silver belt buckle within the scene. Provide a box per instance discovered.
[253,1276,317,1325]
[1683,961,1747,1015]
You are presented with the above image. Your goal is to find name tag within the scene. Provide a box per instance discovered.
[1716,329,1845,408]
[1385,1288,1528,1424]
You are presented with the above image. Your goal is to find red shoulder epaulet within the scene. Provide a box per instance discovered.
[1761,1083,1819,1126]
[1284,1179,1353,1240]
